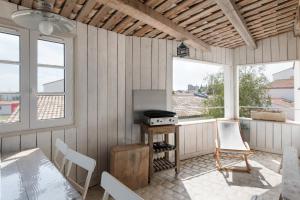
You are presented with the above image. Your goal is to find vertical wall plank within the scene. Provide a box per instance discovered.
[254,40,263,64]
[256,121,266,149]
[21,133,37,150]
[140,38,152,89]
[75,22,88,181]
[118,34,126,145]
[271,36,280,62]
[221,47,226,64]
[287,31,297,60]
[2,135,20,154]
[202,123,208,152]
[65,128,77,180]
[226,48,233,65]
[132,37,141,143]
[87,26,98,178]
[132,37,141,90]
[179,126,185,156]
[262,37,271,63]
[279,32,288,61]
[125,36,133,144]
[234,47,239,65]
[166,40,173,110]
[273,123,282,153]
[151,38,159,89]
[292,125,300,154]
[250,121,257,148]
[196,48,203,61]
[184,125,197,154]
[107,31,118,159]
[239,46,246,65]
[158,39,167,89]
[98,28,108,173]
[246,46,254,64]
[265,122,273,151]
[282,124,292,149]
[37,131,52,159]
[196,124,203,152]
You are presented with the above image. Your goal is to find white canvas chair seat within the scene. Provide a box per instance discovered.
[215,120,253,172]
[217,122,248,151]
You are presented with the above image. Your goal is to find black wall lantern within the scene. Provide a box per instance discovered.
[177,42,189,57]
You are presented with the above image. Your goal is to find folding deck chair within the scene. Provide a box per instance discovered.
[215,120,253,172]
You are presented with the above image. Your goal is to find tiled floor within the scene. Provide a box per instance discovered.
[87,151,283,200]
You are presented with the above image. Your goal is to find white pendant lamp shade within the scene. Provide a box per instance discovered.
[11,9,76,35]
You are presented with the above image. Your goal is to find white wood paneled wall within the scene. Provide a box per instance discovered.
[0,0,234,184]
[234,31,299,65]
[240,119,300,155]
[179,122,216,160]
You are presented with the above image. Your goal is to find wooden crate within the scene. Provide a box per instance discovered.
[110,144,149,190]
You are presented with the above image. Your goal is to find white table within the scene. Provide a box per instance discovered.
[0,148,82,200]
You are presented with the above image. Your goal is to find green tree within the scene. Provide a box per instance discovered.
[239,66,271,117]
[203,72,224,118]
[203,66,271,118]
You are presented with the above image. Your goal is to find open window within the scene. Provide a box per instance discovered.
[172,58,225,121]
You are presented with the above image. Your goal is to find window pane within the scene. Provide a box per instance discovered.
[0,32,19,61]
[239,62,295,120]
[172,58,224,120]
[38,67,64,93]
[0,63,19,93]
[38,40,64,66]
[0,94,20,124]
[37,95,64,120]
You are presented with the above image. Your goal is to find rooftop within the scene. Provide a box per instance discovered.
[267,79,294,89]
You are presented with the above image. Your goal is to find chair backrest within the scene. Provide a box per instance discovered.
[101,171,143,200]
[54,138,68,172]
[216,121,247,151]
[65,148,96,200]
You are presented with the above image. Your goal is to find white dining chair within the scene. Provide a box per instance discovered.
[101,171,144,200]
[65,149,96,200]
[53,138,68,172]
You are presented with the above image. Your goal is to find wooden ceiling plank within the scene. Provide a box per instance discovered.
[60,0,77,17]
[76,0,97,22]
[123,21,144,35]
[89,5,113,26]
[99,0,210,51]
[215,0,256,48]
[113,16,136,33]
[294,0,300,36]
[21,0,33,8]
[101,11,126,30]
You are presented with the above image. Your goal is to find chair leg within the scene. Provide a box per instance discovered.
[244,154,251,173]
[102,191,109,200]
[215,149,222,170]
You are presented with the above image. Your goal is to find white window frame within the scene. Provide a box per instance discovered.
[0,25,74,133]
[29,31,74,129]
[0,26,30,132]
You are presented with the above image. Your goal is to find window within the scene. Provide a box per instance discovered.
[0,26,73,132]
[239,61,296,121]
[172,58,224,120]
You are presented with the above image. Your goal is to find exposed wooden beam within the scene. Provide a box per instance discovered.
[76,0,97,22]
[215,0,256,49]
[294,0,300,36]
[99,0,210,51]
[60,0,77,18]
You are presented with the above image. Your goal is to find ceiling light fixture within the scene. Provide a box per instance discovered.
[11,0,75,35]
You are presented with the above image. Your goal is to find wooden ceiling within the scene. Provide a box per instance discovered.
[9,0,298,49]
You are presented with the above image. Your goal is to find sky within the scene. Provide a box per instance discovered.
[0,32,65,93]
[173,58,295,91]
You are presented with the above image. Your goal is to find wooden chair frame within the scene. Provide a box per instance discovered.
[215,120,253,173]
[53,138,68,172]
[65,149,96,200]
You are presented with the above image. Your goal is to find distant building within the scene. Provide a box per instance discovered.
[43,79,64,92]
[187,84,199,92]
[267,67,294,120]
[0,101,19,115]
